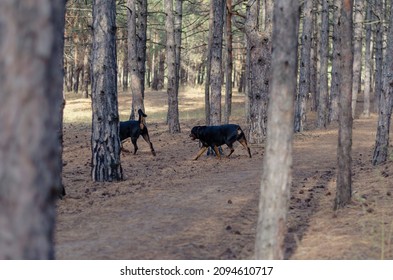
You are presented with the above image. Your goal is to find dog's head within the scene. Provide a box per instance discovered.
[189,126,201,141]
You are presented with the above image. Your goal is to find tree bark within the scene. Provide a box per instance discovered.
[255,0,299,259]
[317,0,329,128]
[334,0,353,210]
[362,0,372,117]
[295,0,313,132]
[224,0,233,124]
[174,0,183,97]
[374,0,383,111]
[372,0,393,166]
[204,2,213,125]
[0,0,66,259]
[310,0,320,111]
[210,0,225,126]
[329,0,342,123]
[245,0,272,143]
[82,46,91,99]
[165,0,181,133]
[127,0,147,120]
[91,0,123,182]
[122,28,129,92]
[351,0,364,118]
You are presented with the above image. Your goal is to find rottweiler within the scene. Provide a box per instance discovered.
[119,109,156,156]
[189,124,252,160]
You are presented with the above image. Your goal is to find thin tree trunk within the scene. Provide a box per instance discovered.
[255,0,299,259]
[174,0,183,97]
[205,1,213,125]
[0,0,66,259]
[127,0,145,120]
[317,0,329,128]
[310,0,319,111]
[224,0,233,124]
[372,0,393,166]
[295,0,313,132]
[210,0,225,125]
[83,46,90,98]
[363,0,372,117]
[122,29,129,92]
[91,0,123,182]
[165,0,181,133]
[329,0,342,123]
[351,0,364,118]
[334,0,353,210]
[137,0,148,97]
[158,51,165,90]
[374,0,383,111]
[151,31,159,91]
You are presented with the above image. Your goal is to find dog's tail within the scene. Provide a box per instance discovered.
[138,109,147,129]
[236,126,246,140]
[236,126,252,158]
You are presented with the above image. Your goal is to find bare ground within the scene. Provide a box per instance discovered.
[55,90,393,260]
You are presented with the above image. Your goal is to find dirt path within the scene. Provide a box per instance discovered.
[55,93,393,259]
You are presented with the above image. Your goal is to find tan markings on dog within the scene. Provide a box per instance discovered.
[213,146,221,159]
[194,146,208,160]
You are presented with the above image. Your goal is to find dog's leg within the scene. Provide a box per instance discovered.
[131,138,138,154]
[120,140,131,153]
[194,146,208,160]
[238,138,252,158]
[213,145,222,159]
[142,133,156,156]
[226,143,235,158]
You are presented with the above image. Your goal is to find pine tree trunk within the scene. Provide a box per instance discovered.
[255,0,299,259]
[165,0,181,133]
[91,0,123,182]
[122,29,129,92]
[158,51,165,90]
[0,0,66,259]
[210,0,225,126]
[310,0,319,111]
[374,0,383,111]
[151,31,161,91]
[351,0,364,118]
[317,0,329,128]
[245,0,272,143]
[137,0,147,96]
[174,0,183,96]
[82,46,90,98]
[205,2,213,125]
[224,0,233,124]
[372,0,393,166]
[295,0,313,132]
[334,0,353,210]
[329,0,342,123]
[363,0,372,117]
[127,0,146,120]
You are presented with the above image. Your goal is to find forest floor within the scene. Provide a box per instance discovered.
[55,89,393,259]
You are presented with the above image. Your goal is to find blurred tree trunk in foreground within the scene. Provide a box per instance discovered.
[255,0,299,259]
[0,0,66,259]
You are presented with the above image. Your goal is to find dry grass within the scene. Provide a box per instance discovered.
[64,88,246,124]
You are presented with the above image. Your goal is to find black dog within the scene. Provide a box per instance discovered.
[119,109,156,156]
[189,124,251,160]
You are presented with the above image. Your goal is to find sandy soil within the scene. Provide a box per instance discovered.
[55,91,393,259]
